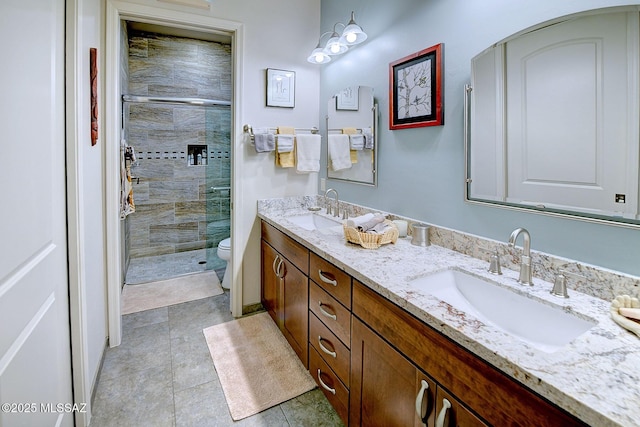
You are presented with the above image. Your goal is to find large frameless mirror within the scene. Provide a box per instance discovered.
[326,86,378,186]
[465,7,640,228]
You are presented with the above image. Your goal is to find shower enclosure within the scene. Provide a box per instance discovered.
[120,26,232,285]
[122,96,231,284]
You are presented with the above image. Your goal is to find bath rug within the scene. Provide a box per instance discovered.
[121,270,223,314]
[203,312,316,420]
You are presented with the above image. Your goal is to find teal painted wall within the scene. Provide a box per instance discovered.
[319,0,640,276]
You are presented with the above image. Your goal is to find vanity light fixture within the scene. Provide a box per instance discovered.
[307,11,367,64]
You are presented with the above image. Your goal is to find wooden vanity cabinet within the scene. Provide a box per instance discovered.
[351,280,587,427]
[260,221,587,426]
[261,222,309,368]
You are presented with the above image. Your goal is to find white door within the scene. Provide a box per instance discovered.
[0,0,74,426]
[505,12,638,217]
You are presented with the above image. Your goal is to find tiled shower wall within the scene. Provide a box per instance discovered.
[125,29,231,262]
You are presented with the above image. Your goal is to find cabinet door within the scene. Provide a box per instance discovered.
[261,240,279,325]
[280,257,309,368]
[433,387,488,427]
[351,317,435,427]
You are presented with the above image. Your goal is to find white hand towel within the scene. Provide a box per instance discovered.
[276,134,295,153]
[295,134,321,173]
[254,128,275,153]
[349,134,365,150]
[328,134,352,171]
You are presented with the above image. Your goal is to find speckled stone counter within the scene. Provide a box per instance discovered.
[258,196,640,427]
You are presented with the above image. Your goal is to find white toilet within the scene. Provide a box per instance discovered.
[217,237,231,289]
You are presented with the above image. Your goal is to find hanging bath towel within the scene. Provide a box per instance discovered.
[295,134,321,173]
[276,126,295,168]
[120,142,136,219]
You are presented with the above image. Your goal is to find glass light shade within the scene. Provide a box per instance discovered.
[307,47,331,64]
[339,12,367,46]
[323,32,348,55]
[340,24,367,45]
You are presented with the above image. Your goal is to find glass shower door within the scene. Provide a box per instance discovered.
[205,104,232,274]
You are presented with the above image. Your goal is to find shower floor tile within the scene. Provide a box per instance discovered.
[126,249,208,284]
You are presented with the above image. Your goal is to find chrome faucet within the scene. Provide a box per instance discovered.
[324,188,340,217]
[508,227,533,285]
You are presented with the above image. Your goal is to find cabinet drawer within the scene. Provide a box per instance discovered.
[262,221,309,275]
[310,252,351,308]
[310,345,349,426]
[309,312,350,387]
[309,282,351,347]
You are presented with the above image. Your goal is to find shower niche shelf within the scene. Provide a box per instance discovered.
[187,144,208,166]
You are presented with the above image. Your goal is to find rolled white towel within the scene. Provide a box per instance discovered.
[346,213,374,229]
[346,213,387,232]
[356,215,385,232]
[610,295,640,337]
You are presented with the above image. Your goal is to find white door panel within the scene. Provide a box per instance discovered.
[0,0,73,426]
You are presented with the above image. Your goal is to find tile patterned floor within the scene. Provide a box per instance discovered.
[90,291,343,426]
[126,249,210,284]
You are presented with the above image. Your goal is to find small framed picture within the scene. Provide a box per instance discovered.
[389,43,444,129]
[336,86,359,111]
[266,68,295,108]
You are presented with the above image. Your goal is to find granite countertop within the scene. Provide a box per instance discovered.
[258,197,640,427]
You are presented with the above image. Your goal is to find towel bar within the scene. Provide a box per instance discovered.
[243,124,319,143]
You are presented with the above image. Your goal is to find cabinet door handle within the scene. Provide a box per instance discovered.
[318,336,337,358]
[317,369,336,395]
[272,255,280,275]
[276,258,285,278]
[415,379,430,421]
[318,301,337,321]
[318,270,338,286]
[435,398,451,427]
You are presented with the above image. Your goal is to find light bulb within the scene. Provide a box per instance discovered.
[345,32,357,44]
[330,43,340,54]
[314,53,324,63]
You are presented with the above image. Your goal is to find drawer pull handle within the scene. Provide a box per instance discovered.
[318,301,337,320]
[318,336,337,358]
[317,369,336,395]
[272,255,280,275]
[435,398,451,427]
[415,379,430,420]
[318,270,338,286]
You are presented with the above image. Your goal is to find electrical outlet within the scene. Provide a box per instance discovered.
[320,178,326,191]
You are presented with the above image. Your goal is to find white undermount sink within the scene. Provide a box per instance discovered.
[287,213,343,234]
[409,269,596,352]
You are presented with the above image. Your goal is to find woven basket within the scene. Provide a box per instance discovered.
[343,220,399,249]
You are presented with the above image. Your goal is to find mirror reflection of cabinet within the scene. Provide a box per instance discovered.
[327,86,378,186]
[466,8,640,227]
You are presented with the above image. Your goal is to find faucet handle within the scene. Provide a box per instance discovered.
[550,269,586,298]
[480,247,503,275]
